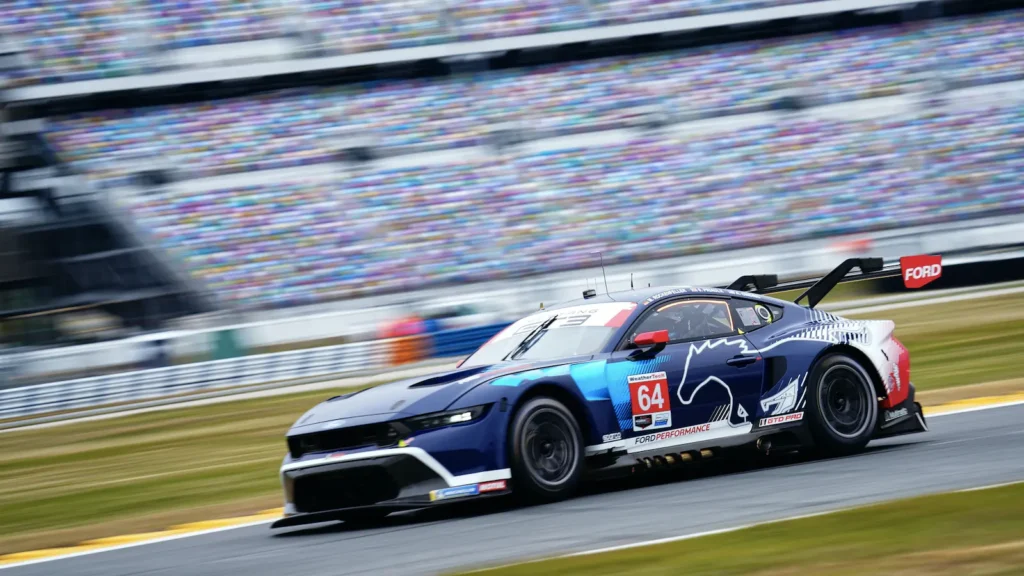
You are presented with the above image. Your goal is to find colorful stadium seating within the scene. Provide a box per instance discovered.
[13,2,1019,86]
[2,0,150,85]
[17,6,1021,307]
[125,105,1024,307]
[144,0,286,49]
[0,0,749,85]
[302,0,450,53]
[45,12,1024,186]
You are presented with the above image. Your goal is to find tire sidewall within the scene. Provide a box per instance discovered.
[509,397,584,502]
[806,354,879,455]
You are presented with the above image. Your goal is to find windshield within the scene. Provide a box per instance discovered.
[461,302,638,367]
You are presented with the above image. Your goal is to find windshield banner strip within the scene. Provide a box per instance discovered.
[492,302,638,342]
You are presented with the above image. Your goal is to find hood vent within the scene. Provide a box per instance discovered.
[327,388,367,402]
[409,365,490,388]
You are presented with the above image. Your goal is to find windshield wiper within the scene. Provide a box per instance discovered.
[503,315,558,361]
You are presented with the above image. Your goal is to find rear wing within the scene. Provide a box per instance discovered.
[722,257,907,308]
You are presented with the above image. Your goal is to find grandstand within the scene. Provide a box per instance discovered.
[1,0,1021,320]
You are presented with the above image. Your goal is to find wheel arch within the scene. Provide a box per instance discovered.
[814,344,887,399]
[511,381,596,445]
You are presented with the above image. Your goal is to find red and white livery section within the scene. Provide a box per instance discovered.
[489,302,639,342]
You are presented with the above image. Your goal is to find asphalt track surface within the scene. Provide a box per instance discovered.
[8,403,1024,576]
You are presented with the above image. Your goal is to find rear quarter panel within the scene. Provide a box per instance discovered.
[745,305,910,417]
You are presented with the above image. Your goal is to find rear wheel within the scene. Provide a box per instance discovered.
[509,397,584,502]
[806,354,878,456]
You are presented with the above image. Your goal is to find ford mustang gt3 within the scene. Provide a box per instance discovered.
[272,258,931,528]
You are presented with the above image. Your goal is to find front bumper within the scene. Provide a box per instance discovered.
[272,447,511,529]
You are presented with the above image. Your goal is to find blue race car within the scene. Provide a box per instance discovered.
[272,258,929,528]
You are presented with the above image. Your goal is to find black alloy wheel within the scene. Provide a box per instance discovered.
[819,364,873,439]
[510,397,584,502]
[806,354,878,455]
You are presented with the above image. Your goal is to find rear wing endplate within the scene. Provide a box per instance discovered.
[722,257,902,308]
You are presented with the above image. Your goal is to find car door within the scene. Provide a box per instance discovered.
[605,298,763,451]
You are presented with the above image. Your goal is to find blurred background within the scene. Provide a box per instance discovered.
[0,0,1021,398]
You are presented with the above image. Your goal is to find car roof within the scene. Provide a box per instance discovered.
[548,286,725,310]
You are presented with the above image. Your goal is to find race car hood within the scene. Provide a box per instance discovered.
[289,358,582,431]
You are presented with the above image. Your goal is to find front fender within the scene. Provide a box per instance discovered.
[449,366,619,448]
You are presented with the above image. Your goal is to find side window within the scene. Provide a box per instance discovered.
[628,299,736,345]
[732,299,784,333]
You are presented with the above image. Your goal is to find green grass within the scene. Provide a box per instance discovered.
[0,291,1022,553]
[0,388,352,553]
[462,482,1024,576]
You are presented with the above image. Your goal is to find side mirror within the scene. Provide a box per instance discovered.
[633,330,669,347]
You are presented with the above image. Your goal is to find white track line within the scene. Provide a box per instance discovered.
[3,399,1022,572]
[477,478,1024,572]
[928,399,1024,418]
[957,480,1024,493]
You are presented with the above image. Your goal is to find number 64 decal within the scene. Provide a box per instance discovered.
[628,372,672,431]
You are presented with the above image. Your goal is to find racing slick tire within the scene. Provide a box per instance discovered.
[509,397,584,503]
[806,353,879,456]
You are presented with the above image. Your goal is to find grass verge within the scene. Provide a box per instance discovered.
[462,482,1024,576]
[0,291,1022,554]
[0,388,348,554]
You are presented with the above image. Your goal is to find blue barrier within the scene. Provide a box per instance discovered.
[428,323,510,359]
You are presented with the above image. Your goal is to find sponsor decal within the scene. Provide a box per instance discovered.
[634,422,712,445]
[900,254,942,289]
[478,480,507,493]
[629,371,670,414]
[429,484,480,502]
[759,412,804,427]
[654,411,671,428]
[602,432,622,443]
[760,374,805,416]
[884,407,909,422]
[642,287,728,305]
[633,411,671,431]
[736,307,761,326]
[398,438,414,448]
[629,371,672,431]
[327,452,346,459]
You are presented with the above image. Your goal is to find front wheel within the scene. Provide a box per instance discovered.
[509,397,584,503]
[806,354,879,456]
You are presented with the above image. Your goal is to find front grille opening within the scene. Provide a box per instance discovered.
[293,466,399,513]
[288,423,400,459]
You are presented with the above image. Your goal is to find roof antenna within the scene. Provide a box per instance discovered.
[630,273,634,290]
[598,252,610,295]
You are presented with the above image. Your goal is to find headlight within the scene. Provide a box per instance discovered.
[404,405,490,432]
